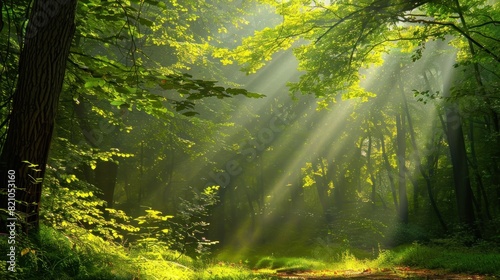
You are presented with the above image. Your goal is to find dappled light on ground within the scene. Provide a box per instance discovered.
[270,267,496,279]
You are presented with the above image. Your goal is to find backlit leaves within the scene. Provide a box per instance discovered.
[229,0,499,104]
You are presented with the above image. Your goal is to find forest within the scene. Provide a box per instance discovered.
[0,0,499,279]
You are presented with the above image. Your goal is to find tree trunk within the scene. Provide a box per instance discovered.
[315,159,332,222]
[366,134,377,207]
[444,105,476,229]
[454,0,497,224]
[95,160,118,209]
[396,113,408,224]
[0,0,78,233]
[380,133,399,211]
[401,79,447,230]
[468,120,491,220]
[441,54,476,231]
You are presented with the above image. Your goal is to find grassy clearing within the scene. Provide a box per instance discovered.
[375,243,500,276]
[245,242,500,278]
[195,262,281,280]
[2,225,499,279]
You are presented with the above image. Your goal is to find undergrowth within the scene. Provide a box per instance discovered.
[2,224,500,279]
[248,240,500,277]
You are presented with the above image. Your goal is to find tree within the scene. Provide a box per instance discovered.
[226,0,499,230]
[0,0,263,233]
[0,0,78,232]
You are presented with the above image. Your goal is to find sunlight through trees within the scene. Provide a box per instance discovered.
[0,0,499,279]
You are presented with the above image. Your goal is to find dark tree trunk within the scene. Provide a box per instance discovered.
[401,83,447,230]
[0,0,78,233]
[380,133,399,211]
[366,134,377,207]
[453,0,494,229]
[444,105,476,229]
[95,160,118,209]
[468,120,491,220]
[315,159,332,222]
[441,59,476,232]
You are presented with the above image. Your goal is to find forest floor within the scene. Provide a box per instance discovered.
[269,267,497,279]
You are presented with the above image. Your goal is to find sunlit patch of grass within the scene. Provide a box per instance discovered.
[255,256,327,270]
[310,242,374,263]
[374,243,500,276]
[196,262,279,279]
[329,250,372,271]
[136,259,194,279]
[250,243,500,278]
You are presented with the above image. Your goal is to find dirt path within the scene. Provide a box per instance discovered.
[273,267,497,279]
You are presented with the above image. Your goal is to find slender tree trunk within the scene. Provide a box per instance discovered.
[468,120,491,220]
[244,186,256,233]
[0,0,78,233]
[454,0,500,216]
[95,160,118,209]
[315,159,332,222]
[366,134,377,207]
[401,79,447,230]
[380,134,399,211]
[396,114,408,224]
[290,172,305,210]
[211,186,227,246]
[442,54,476,232]
[444,104,476,229]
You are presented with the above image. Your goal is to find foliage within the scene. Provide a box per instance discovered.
[168,186,220,258]
[384,223,431,247]
[0,225,135,280]
[42,166,139,242]
[129,208,174,256]
[1,0,500,278]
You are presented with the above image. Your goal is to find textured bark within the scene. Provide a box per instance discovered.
[0,0,78,233]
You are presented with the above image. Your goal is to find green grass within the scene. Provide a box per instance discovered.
[239,242,500,278]
[255,256,327,270]
[375,243,500,276]
[3,224,499,279]
[195,262,280,280]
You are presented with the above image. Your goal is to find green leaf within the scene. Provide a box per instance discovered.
[110,100,126,106]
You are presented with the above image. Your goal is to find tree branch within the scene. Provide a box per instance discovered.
[402,18,500,63]
[469,21,500,29]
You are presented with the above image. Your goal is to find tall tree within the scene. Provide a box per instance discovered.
[227,0,499,229]
[0,0,78,232]
[0,0,262,233]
